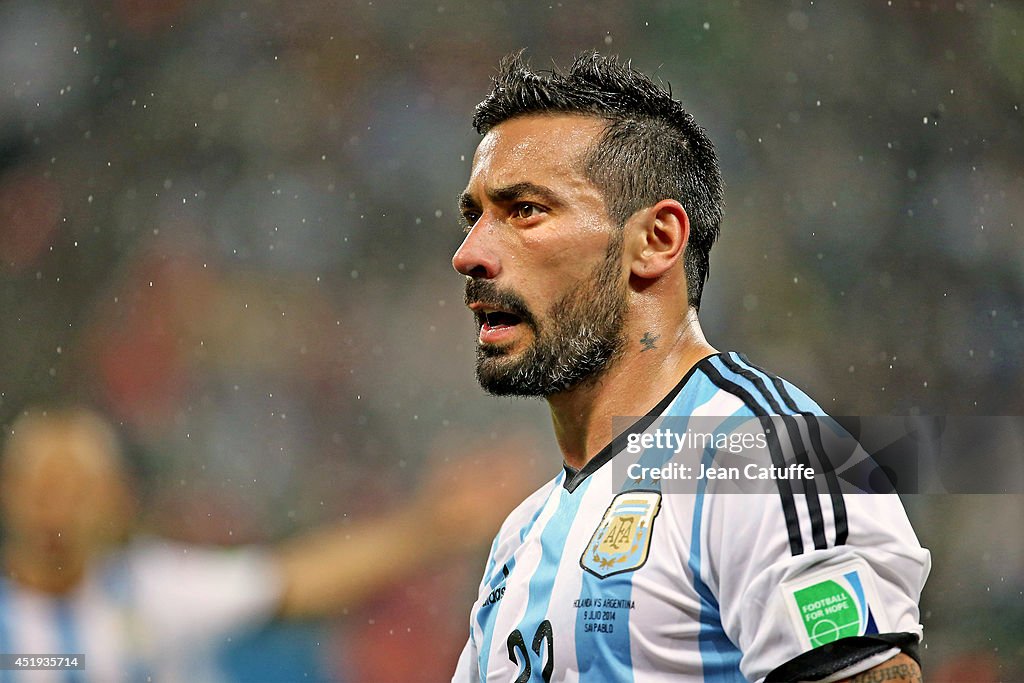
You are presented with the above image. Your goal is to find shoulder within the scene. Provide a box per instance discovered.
[486,472,563,559]
[678,356,930,683]
[689,351,825,418]
[495,473,563,535]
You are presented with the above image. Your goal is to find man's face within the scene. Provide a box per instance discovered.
[453,115,628,397]
[0,425,129,564]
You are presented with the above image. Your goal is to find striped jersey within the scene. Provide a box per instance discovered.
[453,352,930,682]
[0,538,281,683]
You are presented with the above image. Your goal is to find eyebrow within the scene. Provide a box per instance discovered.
[458,182,563,214]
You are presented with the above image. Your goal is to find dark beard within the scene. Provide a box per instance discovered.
[467,233,627,397]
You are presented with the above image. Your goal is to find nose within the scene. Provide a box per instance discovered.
[452,222,500,279]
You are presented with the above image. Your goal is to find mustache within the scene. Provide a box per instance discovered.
[464,279,537,328]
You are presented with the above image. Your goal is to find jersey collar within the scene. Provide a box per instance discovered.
[561,352,722,492]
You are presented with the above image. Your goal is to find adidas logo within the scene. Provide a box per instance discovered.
[481,564,510,606]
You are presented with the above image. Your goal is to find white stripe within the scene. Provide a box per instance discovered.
[689,390,744,418]
[79,572,130,682]
[9,589,63,683]
[486,485,562,674]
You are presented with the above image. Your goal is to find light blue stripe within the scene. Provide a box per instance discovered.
[574,563,635,681]
[665,367,728,418]
[480,537,500,594]
[0,580,11,683]
[575,447,679,680]
[516,476,590,681]
[476,563,517,682]
[574,449,658,681]
[477,472,564,682]
[845,571,869,632]
[688,422,745,681]
[674,378,746,679]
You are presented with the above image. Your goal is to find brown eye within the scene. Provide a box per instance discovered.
[512,204,540,220]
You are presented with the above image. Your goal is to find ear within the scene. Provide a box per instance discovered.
[626,199,690,280]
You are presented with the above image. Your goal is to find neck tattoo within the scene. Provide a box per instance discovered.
[640,331,659,352]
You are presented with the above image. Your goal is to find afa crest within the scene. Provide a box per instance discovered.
[580,491,661,579]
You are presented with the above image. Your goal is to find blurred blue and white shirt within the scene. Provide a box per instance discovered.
[0,538,281,683]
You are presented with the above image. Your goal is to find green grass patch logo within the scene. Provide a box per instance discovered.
[788,564,883,648]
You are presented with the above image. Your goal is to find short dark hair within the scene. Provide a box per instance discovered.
[473,51,723,310]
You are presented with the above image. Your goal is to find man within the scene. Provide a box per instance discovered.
[451,52,930,682]
[0,406,527,682]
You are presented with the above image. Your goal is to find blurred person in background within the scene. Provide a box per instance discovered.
[0,406,527,682]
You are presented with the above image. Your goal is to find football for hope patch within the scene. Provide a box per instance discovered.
[783,559,889,650]
[580,491,661,579]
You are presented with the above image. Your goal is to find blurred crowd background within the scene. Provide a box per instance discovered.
[0,0,1021,680]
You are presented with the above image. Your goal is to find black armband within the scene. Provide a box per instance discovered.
[765,632,920,682]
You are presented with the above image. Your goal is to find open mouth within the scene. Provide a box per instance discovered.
[478,307,523,331]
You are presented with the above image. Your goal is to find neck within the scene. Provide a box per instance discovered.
[3,545,88,595]
[547,308,716,470]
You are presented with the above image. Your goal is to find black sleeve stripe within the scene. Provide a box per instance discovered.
[801,413,849,546]
[737,354,850,548]
[719,354,829,552]
[782,414,828,550]
[700,362,805,556]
